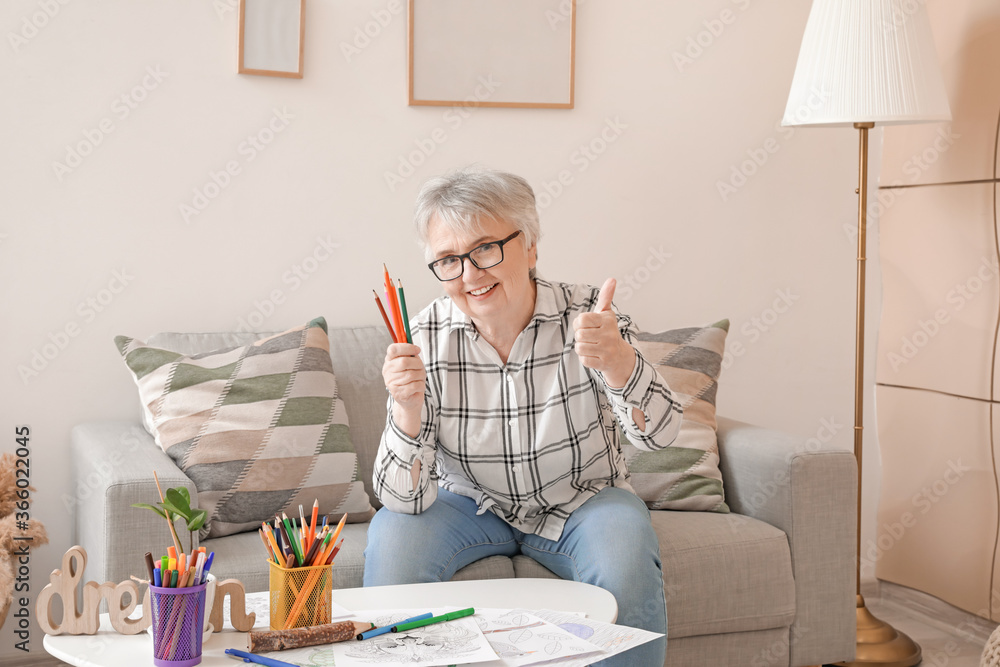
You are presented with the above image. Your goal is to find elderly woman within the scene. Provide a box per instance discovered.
[365,167,682,666]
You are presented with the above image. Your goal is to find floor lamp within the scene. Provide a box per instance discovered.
[782,1,951,665]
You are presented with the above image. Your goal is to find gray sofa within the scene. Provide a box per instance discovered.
[73,325,857,666]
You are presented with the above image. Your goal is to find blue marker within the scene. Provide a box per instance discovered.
[225,648,298,667]
[357,613,434,640]
[200,552,214,584]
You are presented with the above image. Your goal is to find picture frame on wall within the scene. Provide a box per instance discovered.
[408,0,576,109]
[238,0,305,79]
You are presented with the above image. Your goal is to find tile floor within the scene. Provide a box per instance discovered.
[845,581,995,667]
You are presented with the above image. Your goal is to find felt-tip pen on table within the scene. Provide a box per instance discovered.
[390,608,475,632]
[357,612,433,640]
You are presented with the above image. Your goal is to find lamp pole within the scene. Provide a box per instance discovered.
[835,121,922,667]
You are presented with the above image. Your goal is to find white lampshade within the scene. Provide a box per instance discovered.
[782,0,951,127]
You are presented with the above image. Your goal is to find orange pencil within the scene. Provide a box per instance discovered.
[383,265,406,344]
[373,291,398,343]
[329,513,348,546]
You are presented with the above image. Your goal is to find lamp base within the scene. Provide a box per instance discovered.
[833,594,921,667]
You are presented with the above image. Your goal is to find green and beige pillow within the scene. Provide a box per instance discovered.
[115,317,373,539]
[622,320,730,513]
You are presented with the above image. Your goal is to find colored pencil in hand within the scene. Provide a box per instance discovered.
[397,279,413,344]
[383,264,406,344]
[373,291,398,343]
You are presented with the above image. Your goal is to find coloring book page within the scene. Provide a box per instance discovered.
[267,608,499,667]
[489,608,663,666]
[470,609,603,666]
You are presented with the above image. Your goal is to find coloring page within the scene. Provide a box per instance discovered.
[267,608,499,667]
[470,609,603,666]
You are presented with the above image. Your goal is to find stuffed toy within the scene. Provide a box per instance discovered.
[0,452,48,629]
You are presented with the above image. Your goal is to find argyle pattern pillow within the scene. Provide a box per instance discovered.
[114,317,373,538]
[622,320,730,513]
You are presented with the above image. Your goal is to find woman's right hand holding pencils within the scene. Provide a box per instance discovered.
[382,343,425,439]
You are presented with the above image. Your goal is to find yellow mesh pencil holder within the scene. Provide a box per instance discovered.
[268,560,333,630]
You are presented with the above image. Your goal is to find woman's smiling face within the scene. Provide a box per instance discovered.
[426,214,537,329]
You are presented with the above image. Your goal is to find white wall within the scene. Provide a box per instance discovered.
[2,0,884,660]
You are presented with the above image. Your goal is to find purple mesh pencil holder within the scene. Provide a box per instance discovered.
[150,582,207,667]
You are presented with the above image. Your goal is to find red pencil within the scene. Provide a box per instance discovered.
[373,291,398,343]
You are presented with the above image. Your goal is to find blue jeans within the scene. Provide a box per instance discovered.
[364,486,666,667]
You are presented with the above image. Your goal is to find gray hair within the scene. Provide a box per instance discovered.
[414,166,542,264]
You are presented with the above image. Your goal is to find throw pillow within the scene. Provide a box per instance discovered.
[114,316,374,539]
[621,320,730,513]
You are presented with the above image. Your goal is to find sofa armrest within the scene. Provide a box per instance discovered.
[716,416,857,666]
[70,422,198,585]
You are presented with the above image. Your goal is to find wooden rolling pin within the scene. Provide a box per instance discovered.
[248,621,374,652]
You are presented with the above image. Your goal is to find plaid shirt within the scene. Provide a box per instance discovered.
[373,278,683,540]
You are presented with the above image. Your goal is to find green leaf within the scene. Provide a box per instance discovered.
[131,503,167,520]
[165,488,192,513]
[188,510,207,532]
[159,502,190,519]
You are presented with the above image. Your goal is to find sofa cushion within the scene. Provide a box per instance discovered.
[653,510,796,638]
[622,321,730,512]
[115,317,374,539]
[146,326,394,510]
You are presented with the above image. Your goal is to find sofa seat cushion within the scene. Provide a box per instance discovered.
[655,510,796,639]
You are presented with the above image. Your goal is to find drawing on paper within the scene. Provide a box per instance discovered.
[343,621,484,664]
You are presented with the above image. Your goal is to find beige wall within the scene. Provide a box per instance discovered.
[2,0,885,659]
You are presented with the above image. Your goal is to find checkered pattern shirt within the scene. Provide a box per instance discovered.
[373,278,683,540]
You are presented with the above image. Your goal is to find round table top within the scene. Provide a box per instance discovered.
[44,578,618,667]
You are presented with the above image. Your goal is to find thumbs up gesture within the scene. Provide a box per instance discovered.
[573,278,636,388]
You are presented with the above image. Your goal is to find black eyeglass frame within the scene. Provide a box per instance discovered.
[427,230,523,281]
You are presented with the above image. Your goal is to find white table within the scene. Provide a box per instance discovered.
[44,578,617,667]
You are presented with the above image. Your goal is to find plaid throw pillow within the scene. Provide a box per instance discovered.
[622,320,730,513]
[114,317,373,538]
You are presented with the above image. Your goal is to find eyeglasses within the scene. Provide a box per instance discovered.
[427,230,522,281]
